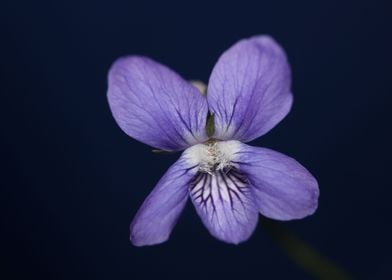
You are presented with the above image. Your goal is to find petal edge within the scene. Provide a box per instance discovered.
[130,152,198,246]
[235,143,319,220]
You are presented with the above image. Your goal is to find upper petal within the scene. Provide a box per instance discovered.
[189,170,258,244]
[207,35,293,142]
[235,143,319,220]
[107,56,209,151]
[130,151,199,246]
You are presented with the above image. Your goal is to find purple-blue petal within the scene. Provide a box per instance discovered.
[207,35,293,142]
[130,153,198,246]
[189,170,258,244]
[107,56,209,151]
[235,143,319,220]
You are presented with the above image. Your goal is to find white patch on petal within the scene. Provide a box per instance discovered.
[214,122,237,141]
[215,140,242,163]
[182,130,207,147]
[184,140,242,174]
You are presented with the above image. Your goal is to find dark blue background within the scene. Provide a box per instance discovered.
[2,0,391,279]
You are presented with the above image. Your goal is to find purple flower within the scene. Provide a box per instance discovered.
[107,35,319,246]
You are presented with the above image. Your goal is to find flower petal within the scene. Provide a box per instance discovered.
[234,143,319,220]
[108,56,209,151]
[207,35,293,142]
[130,152,199,246]
[189,170,258,244]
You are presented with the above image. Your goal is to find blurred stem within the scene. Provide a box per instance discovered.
[151,149,176,154]
[261,218,354,280]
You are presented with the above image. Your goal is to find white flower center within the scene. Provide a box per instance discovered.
[184,140,241,174]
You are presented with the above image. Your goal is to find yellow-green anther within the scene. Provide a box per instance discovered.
[206,112,215,138]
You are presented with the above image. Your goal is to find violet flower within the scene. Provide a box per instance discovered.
[107,35,319,246]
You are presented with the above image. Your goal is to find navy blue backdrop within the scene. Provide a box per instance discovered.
[2,0,391,279]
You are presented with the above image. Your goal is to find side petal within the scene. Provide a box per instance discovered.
[189,170,258,244]
[108,56,209,151]
[130,152,199,246]
[207,35,293,142]
[235,143,319,220]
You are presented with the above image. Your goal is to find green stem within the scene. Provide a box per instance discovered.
[261,218,354,280]
[151,149,176,154]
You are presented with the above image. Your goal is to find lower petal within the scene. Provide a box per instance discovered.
[130,153,198,246]
[189,169,258,244]
[235,143,319,220]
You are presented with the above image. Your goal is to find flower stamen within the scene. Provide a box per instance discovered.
[193,140,233,175]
